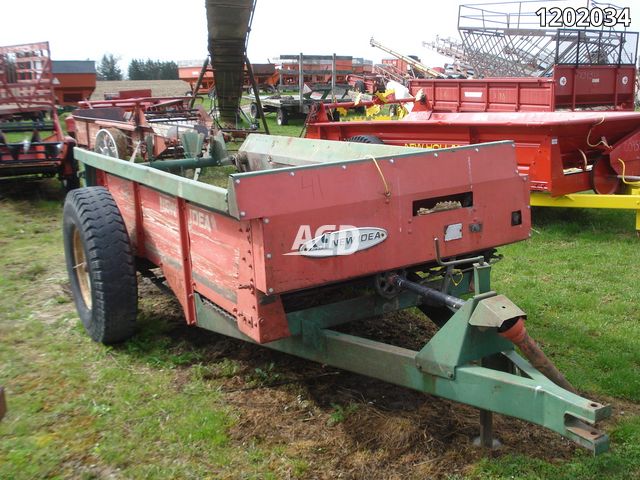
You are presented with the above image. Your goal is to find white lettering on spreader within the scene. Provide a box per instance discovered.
[159,196,177,218]
[285,225,387,257]
[189,209,213,232]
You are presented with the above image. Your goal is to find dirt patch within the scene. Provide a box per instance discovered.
[132,280,597,479]
[223,366,578,479]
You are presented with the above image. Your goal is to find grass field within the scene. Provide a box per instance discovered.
[1,113,640,479]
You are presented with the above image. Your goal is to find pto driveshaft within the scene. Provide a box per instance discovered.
[388,274,576,393]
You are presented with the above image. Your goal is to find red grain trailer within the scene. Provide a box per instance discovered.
[278,55,353,85]
[179,60,279,95]
[52,60,96,106]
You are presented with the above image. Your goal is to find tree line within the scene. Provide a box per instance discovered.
[96,54,179,81]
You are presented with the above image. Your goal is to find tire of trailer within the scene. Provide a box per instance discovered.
[250,102,259,119]
[277,108,288,126]
[63,186,138,344]
[346,135,384,144]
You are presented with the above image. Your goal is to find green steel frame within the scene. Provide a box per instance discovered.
[195,264,610,454]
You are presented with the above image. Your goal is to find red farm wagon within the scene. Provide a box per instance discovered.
[408,64,637,113]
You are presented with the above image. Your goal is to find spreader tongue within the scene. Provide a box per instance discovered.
[389,272,576,393]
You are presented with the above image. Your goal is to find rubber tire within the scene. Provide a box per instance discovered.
[250,102,258,119]
[354,80,366,93]
[346,135,384,144]
[277,108,288,126]
[63,186,138,344]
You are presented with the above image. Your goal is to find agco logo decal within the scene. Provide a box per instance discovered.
[285,225,388,257]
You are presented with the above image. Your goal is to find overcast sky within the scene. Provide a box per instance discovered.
[1,0,638,75]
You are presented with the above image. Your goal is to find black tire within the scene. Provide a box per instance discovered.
[63,187,138,344]
[277,108,288,126]
[346,135,384,144]
[354,80,366,93]
[250,102,258,119]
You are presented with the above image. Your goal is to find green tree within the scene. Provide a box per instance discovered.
[127,59,143,81]
[127,58,178,80]
[97,53,122,81]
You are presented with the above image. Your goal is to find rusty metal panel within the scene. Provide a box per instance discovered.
[188,204,241,313]
[229,141,531,293]
[206,0,256,124]
[410,77,555,112]
[410,65,636,113]
[553,65,636,111]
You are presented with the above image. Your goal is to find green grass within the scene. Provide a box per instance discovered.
[2,156,640,477]
[0,181,305,479]
[492,207,640,400]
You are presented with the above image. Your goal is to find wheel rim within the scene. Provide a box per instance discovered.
[591,158,622,195]
[95,129,120,158]
[72,227,92,309]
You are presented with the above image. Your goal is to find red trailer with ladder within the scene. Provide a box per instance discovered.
[0,42,78,188]
[408,65,636,112]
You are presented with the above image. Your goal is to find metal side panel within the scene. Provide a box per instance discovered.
[206,0,256,124]
[74,148,230,215]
